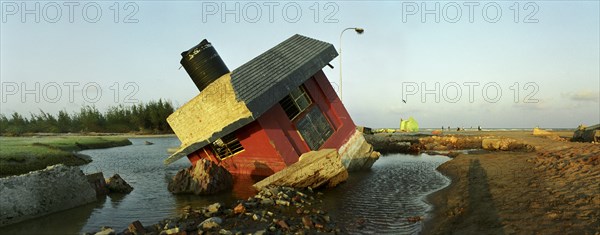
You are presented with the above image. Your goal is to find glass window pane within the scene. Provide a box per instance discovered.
[296,107,333,150]
[296,96,310,112]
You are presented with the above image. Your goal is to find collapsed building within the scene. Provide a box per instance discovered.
[165,34,378,177]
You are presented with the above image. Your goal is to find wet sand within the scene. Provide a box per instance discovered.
[423,131,600,234]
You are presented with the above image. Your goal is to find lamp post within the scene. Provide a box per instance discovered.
[339,27,364,101]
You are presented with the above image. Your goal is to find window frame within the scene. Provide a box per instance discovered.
[210,132,244,160]
[280,85,313,121]
[293,106,334,151]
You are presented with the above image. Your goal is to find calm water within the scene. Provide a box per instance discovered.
[321,154,450,234]
[0,137,450,235]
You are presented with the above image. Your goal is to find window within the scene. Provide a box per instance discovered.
[296,106,334,150]
[211,132,244,160]
[280,86,312,120]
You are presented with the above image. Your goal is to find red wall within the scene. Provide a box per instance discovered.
[257,107,307,165]
[186,70,357,176]
[187,121,287,176]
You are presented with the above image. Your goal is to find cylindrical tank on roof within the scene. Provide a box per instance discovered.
[180,39,230,91]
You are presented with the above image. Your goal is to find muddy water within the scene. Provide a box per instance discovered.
[0,137,449,234]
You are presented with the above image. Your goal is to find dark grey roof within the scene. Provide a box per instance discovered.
[231,34,338,117]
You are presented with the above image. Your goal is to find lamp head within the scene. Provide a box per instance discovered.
[355,28,365,34]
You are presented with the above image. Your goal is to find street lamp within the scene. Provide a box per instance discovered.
[339,27,364,101]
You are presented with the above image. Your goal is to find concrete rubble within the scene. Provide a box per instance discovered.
[0,164,97,226]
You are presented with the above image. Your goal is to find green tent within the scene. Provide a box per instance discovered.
[400,117,419,132]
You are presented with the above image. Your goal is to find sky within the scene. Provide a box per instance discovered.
[1,1,599,128]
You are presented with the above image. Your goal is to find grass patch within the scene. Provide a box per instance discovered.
[0,136,132,177]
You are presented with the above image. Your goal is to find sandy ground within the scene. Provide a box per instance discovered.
[423,131,600,235]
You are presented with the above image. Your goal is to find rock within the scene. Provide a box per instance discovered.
[128,220,146,234]
[302,216,313,228]
[207,202,222,214]
[95,227,115,235]
[275,199,290,206]
[276,220,290,230]
[253,230,266,235]
[260,198,274,205]
[219,229,233,235]
[86,172,109,196]
[162,227,179,235]
[168,159,233,195]
[253,149,348,190]
[0,164,97,227]
[106,174,133,193]
[199,217,222,230]
[233,203,245,214]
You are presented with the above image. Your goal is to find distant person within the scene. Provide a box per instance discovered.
[457,127,460,131]
[448,126,450,130]
[442,126,444,131]
[478,126,482,131]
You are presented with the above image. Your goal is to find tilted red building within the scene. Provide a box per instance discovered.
[165,34,377,176]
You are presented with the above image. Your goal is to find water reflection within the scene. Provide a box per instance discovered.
[0,196,106,235]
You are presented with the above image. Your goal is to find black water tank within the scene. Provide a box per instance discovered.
[180,39,230,91]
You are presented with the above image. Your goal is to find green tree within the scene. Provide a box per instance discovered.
[79,106,104,132]
[57,110,72,133]
[0,114,9,134]
[6,112,27,135]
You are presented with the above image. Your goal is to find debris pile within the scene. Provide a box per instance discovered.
[85,186,341,235]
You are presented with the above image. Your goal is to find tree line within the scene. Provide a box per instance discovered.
[0,100,175,135]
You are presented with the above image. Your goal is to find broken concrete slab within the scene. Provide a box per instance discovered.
[253,149,348,191]
[338,130,380,171]
[0,164,97,227]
